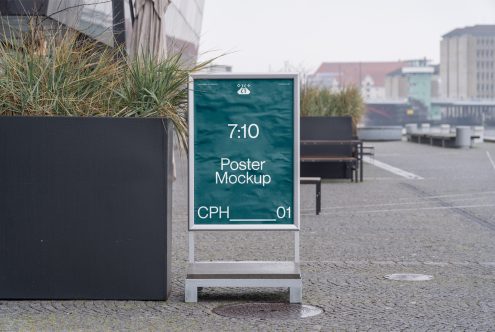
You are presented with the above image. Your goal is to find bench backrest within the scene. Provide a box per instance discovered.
[300,116,353,157]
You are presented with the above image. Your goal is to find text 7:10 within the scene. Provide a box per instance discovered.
[228,123,260,139]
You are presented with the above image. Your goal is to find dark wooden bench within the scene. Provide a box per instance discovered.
[300,117,363,182]
[362,145,375,157]
[301,140,363,182]
[300,177,321,215]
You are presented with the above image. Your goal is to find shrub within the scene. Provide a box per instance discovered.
[0,19,212,150]
[301,85,365,130]
[0,26,122,117]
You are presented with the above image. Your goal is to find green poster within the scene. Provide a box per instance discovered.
[189,75,299,230]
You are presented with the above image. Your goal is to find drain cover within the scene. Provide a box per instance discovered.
[212,303,323,319]
[385,273,433,281]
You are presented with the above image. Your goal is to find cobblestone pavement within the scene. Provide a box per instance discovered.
[1,141,495,331]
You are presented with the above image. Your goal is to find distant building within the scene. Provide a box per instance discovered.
[308,61,407,100]
[440,25,495,100]
[384,68,409,100]
[385,59,440,120]
[385,61,440,99]
[203,64,232,73]
[384,60,441,119]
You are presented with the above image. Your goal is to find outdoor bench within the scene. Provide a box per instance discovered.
[301,140,363,182]
[362,145,375,157]
[300,116,365,181]
[408,132,480,148]
[300,177,321,215]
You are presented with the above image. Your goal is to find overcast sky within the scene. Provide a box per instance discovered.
[198,0,495,73]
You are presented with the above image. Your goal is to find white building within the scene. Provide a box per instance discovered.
[441,25,495,100]
[308,61,407,100]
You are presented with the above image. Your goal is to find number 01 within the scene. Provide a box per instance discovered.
[276,206,291,219]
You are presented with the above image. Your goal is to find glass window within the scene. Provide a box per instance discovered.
[47,0,114,46]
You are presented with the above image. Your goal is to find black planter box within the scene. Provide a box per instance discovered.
[0,117,173,300]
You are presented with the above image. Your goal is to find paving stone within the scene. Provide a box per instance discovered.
[1,141,495,331]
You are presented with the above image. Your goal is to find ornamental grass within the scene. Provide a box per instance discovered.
[300,85,366,130]
[0,18,212,150]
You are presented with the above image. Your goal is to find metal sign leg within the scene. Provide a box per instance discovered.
[289,283,302,303]
[294,231,300,263]
[185,280,198,303]
[189,231,195,263]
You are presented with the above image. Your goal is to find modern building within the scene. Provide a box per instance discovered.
[440,25,495,100]
[383,60,441,119]
[203,64,233,73]
[163,0,204,62]
[308,61,407,100]
[385,61,440,100]
[384,68,410,100]
[0,0,204,62]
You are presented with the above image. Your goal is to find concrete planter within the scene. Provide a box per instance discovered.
[456,126,472,148]
[357,126,403,141]
[471,126,484,143]
[0,117,173,300]
[420,123,430,132]
[405,123,418,135]
[440,124,451,135]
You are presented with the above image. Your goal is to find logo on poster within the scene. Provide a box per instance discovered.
[237,83,251,95]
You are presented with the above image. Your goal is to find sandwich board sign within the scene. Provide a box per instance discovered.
[188,74,299,230]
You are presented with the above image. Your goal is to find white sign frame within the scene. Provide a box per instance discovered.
[188,73,300,231]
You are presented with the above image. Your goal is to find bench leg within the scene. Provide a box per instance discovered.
[316,181,321,215]
[289,285,302,304]
[185,280,198,302]
[360,144,364,182]
[360,159,363,182]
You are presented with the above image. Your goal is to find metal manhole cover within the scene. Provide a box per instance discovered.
[212,303,323,319]
[385,273,433,281]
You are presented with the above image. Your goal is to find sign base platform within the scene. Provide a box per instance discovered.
[185,261,302,303]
